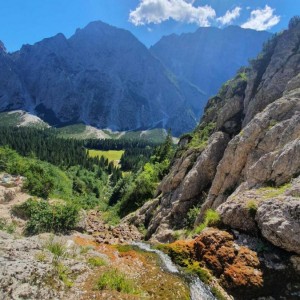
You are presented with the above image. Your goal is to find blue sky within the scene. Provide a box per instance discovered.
[0,0,298,52]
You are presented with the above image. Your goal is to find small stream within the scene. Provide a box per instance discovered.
[132,242,216,300]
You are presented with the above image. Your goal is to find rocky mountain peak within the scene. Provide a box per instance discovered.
[0,40,6,53]
[0,21,272,135]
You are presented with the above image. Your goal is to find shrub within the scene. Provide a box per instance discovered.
[23,163,55,199]
[95,269,139,294]
[193,209,221,234]
[184,206,200,229]
[13,199,79,235]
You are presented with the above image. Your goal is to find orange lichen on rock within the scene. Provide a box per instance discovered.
[161,228,263,294]
[73,235,98,247]
[194,229,263,291]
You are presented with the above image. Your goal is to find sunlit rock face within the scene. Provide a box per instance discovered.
[135,22,300,255]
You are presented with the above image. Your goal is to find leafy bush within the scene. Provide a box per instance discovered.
[95,269,139,294]
[109,133,175,218]
[188,122,216,150]
[13,199,79,235]
[23,163,55,199]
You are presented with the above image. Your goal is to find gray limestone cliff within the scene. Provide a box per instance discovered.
[127,21,300,259]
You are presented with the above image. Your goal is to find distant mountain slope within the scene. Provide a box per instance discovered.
[0,22,271,136]
[151,26,271,104]
[0,21,202,136]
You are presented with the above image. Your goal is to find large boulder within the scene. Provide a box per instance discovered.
[256,198,300,254]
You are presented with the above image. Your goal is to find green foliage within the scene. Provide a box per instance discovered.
[188,122,216,150]
[23,163,55,199]
[158,243,212,285]
[184,206,200,229]
[194,223,207,234]
[211,287,227,300]
[95,269,139,294]
[56,262,73,288]
[117,163,158,216]
[0,218,16,234]
[87,256,107,267]
[247,200,258,217]
[205,209,221,226]
[258,182,292,199]
[193,209,221,234]
[0,147,73,199]
[186,262,212,284]
[13,199,79,235]
[109,133,175,218]
[237,71,248,81]
[44,237,67,260]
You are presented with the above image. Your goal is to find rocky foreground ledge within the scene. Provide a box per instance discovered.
[0,230,192,300]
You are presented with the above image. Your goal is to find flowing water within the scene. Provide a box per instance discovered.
[132,242,216,300]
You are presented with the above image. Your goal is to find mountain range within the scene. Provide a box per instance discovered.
[0,21,271,135]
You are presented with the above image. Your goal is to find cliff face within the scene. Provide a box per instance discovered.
[125,22,300,298]
[129,23,300,254]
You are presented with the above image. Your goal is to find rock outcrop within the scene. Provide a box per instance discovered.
[129,21,300,258]
[0,231,89,300]
[161,229,264,298]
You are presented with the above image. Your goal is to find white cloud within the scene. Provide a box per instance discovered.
[217,7,241,25]
[241,5,280,31]
[129,0,216,27]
